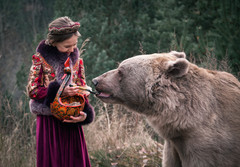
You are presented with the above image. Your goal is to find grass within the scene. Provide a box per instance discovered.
[0,93,36,167]
[84,101,163,166]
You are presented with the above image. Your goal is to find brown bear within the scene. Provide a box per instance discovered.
[92,51,240,167]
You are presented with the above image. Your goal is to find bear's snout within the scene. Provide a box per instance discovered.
[92,78,98,86]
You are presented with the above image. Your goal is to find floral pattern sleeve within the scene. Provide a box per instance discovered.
[27,53,48,99]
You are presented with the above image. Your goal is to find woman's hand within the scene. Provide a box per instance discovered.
[62,85,80,96]
[62,85,90,97]
[63,111,87,123]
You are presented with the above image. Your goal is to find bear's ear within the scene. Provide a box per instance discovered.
[166,58,189,77]
[170,51,186,59]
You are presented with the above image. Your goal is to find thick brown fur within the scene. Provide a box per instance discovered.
[92,51,240,167]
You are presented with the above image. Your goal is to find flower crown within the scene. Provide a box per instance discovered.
[49,22,80,35]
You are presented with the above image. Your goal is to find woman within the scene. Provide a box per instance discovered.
[27,16,94,167]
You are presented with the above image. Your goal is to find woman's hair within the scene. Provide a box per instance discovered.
[45,16,81,45]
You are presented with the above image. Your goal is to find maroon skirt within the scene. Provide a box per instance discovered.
[36,115,91,167]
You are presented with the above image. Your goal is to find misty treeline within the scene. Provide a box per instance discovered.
[0,0,239,96]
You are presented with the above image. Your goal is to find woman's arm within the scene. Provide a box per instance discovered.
[27,53,48,99]
[27,53,60,115]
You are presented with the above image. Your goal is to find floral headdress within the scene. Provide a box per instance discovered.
[49,22,80,35]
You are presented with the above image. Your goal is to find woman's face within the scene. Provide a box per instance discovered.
[54,35,78,55]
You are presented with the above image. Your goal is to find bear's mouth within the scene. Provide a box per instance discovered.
[96,91,112,98]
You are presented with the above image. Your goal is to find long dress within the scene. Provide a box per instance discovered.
[36,115,91,167]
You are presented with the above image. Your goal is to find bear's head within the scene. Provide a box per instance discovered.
[92,51,190,115]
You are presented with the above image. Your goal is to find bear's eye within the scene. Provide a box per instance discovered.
[118,69,123,81]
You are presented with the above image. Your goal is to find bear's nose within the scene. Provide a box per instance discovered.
[92,79,98,86]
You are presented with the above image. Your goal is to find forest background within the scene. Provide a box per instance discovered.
[0,0,239,166]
